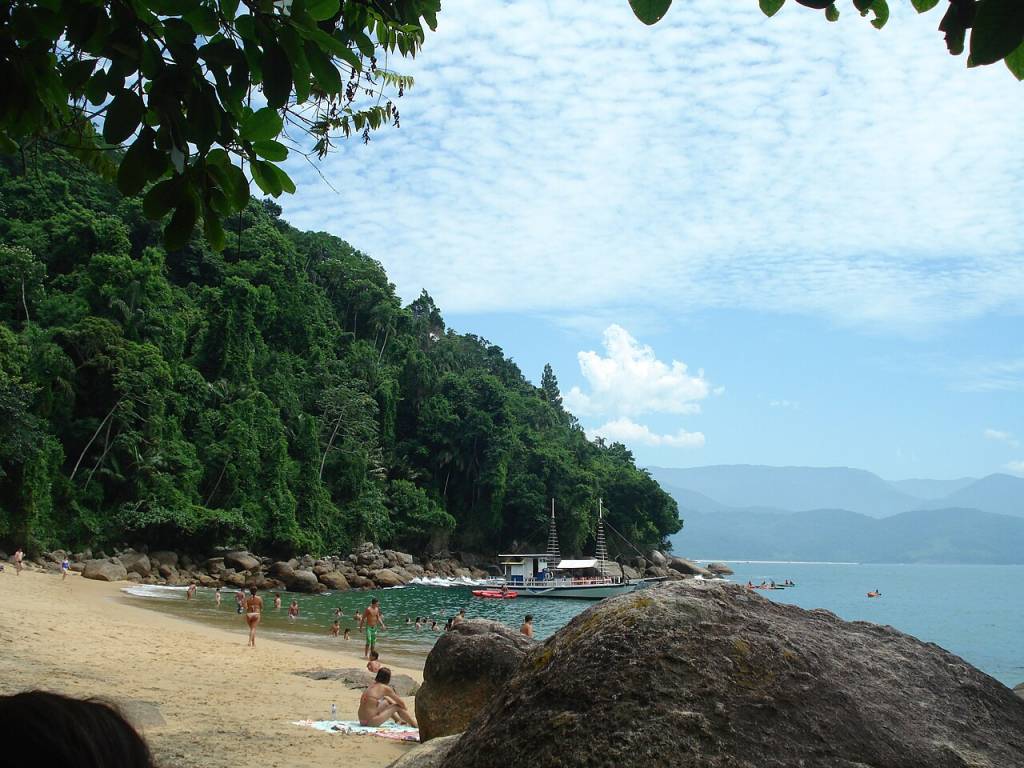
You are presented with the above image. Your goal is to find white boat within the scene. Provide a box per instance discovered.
[498,499,639,600]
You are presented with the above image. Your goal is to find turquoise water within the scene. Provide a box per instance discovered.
[122,563,1024,686]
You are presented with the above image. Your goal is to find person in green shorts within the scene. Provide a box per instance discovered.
[359,597,386,659]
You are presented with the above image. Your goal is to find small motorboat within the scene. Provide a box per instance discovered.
[472,589,518,599]
[866,591,881,598]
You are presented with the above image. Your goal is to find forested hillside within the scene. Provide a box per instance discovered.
[0,150,679,557]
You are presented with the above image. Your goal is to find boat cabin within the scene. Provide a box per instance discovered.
[498,553,551,584]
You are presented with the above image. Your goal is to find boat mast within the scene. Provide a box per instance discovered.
[546,498,561,566]
[595,498,609,578]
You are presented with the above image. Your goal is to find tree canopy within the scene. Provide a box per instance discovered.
[629,0,1024,79]
[0,148,681,558]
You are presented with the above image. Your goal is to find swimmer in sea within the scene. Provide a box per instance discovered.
[186,583,196,600]
[520,614,534,638]
[357,668,416,727]
[330,620,340,637]
[244,586,263,647]
[215,587,222,607]
[288,599,299,622]
[273,592,282,611]
[343,627,351,640]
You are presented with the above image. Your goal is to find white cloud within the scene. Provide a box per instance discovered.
[1005,460,1024,476]
[984,428,1019,448]
[279,0,1024,332]
[955,360,1024,393]
[592,418,705,449]
[562,325,711,417]
[770,399,800,410]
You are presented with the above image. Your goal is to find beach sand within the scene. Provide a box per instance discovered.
[0,569,420,767]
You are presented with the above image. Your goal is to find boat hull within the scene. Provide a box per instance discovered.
[517,582,637,599]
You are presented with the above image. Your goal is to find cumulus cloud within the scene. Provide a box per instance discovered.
[278,0,1024,332]
[592,418,705,449]
[1005,460,1024,476]
[984,428,1019,447]
[562,325,711,417]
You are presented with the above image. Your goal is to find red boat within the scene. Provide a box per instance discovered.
[471,589,518,599]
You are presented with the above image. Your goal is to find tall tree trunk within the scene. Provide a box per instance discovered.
[319,411,345,480]
[70,397,124,481]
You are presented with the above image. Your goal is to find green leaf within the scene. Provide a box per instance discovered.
[252,140,289,161]
[826,3,839,21]
[165,194,198,250]
[117,134,153,195]
[305,0,339,22]
[143,177,184,219]
[250,159,283,196]
[868,0,889,29]
[759,0,786,17]
[219,0,240,20]
[278,24,311,102]
[203,210,226,250]
[354,30,375,58]
[305,41,342,94]
[85,71,108,105]
[234,14,255,40]
[261,41,293,108]
[1005,40,1024,79]
[183,5,219,35]
[103,89,145,144]
[911,0,939,12]
[629,0,672,25]
[270,163,295,194]
[239,107,283,141]
[969,0,1024,66]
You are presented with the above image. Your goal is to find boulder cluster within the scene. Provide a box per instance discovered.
[9,542,489,591]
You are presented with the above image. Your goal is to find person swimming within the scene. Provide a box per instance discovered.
[244,586,263,647]
[288,599,300,621]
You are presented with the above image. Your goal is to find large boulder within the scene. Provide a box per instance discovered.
[223,550,260,572]
[647,549,668,566]
[706,561,734,576]
[268,561,295,581]
[82,559,128,582]
[149,550,178,568]
[416,619,535,742]
[318,571,350,591]
[119,551,151,577]
[441,582,1024,767]
[374,568,405,587]
[289,569,320,592]
[666,556,712,578]
[1015,681,1024,700]
[386,735,461,768]
[294,668,419,697]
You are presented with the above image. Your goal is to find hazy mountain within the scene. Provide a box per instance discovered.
[926,474,1024,518]
[650,465,920,518]
[887,477,977,500]
[668,506,1024,564]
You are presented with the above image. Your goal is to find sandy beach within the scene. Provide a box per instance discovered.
[0,569,420,767]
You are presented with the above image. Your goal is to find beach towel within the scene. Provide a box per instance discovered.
[292,719,420,742]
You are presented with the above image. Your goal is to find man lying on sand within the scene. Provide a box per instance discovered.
[357,668,417,728]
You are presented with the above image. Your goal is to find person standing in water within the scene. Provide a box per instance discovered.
[520,615,534,638]
[288,599,300,622]
[273,593,282,611]
[186,583,196,600]
[235,587,245,614]
[359,597,386,658]
[214,588,222,607]
[244,586,263,647]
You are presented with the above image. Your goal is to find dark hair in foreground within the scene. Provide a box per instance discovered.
[369,651,379,660]
[0,691,154,767]
[525,614,533,622]
[375,668,392,684]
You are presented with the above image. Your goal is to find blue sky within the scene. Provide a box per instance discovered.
[277,0,1024,481]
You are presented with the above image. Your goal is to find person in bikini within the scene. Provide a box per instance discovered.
[357,668,416,727]
[244,586,263,647]
[359,597,386,659]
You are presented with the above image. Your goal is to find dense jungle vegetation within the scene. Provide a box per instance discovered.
[0,149,680,557]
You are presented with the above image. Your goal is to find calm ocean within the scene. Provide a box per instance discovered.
[122,562,1023,687]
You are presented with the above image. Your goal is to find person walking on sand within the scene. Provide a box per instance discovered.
[244,586,263,647]
[357,668,417,727]
[520,614,534,638]
[14,547,23,576]
[288,599,300,622]
[360,597,386,658]
[61,556,70,581]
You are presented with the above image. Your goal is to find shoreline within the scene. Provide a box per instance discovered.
[0,570,421,768]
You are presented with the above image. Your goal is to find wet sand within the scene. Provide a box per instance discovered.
[0,569,420,768]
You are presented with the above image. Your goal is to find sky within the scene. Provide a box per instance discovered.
[277,0,1024,482]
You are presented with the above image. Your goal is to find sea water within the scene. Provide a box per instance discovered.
[121,562,1024,687]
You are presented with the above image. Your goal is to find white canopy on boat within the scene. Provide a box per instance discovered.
[555,559,598,569]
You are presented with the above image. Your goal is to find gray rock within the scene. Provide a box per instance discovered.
[706,561,735,575]
[157,564,174,579]
[69,562,85,573]
[223,550,260,572]
[397,551,415,565]
[222,571,245,588]
[120,551,152,577]
[1015,682,1023,700]
[666,556,713,578]
[374,568,405,587]
[126,572,142,582]
[442,581,1024,768]
[268,561,295,581]
[46,549,66,563]
[289,569,320,592]
[318,571,350,591]
[647,549,668,566]
[386,734,461,767]
[416,619,535,742]
[149,550,178,568]
[204,557,225,574]
[82,559,128,582]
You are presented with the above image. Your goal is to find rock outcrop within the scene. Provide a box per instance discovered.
[441,581,1024,767]
[706,561,734,576]
[666,556,713,578]
[289,569,320,592]
[416,619,535,742]
[82,559,128,582]
[1015,681,1024,700]
[318,571,350,591]
[119,551,152,577]
[386,735,461,768]
[223,551,260,572]
[295,668,419,696]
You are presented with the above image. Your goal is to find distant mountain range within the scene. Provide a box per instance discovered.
[650,465,1024,564]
